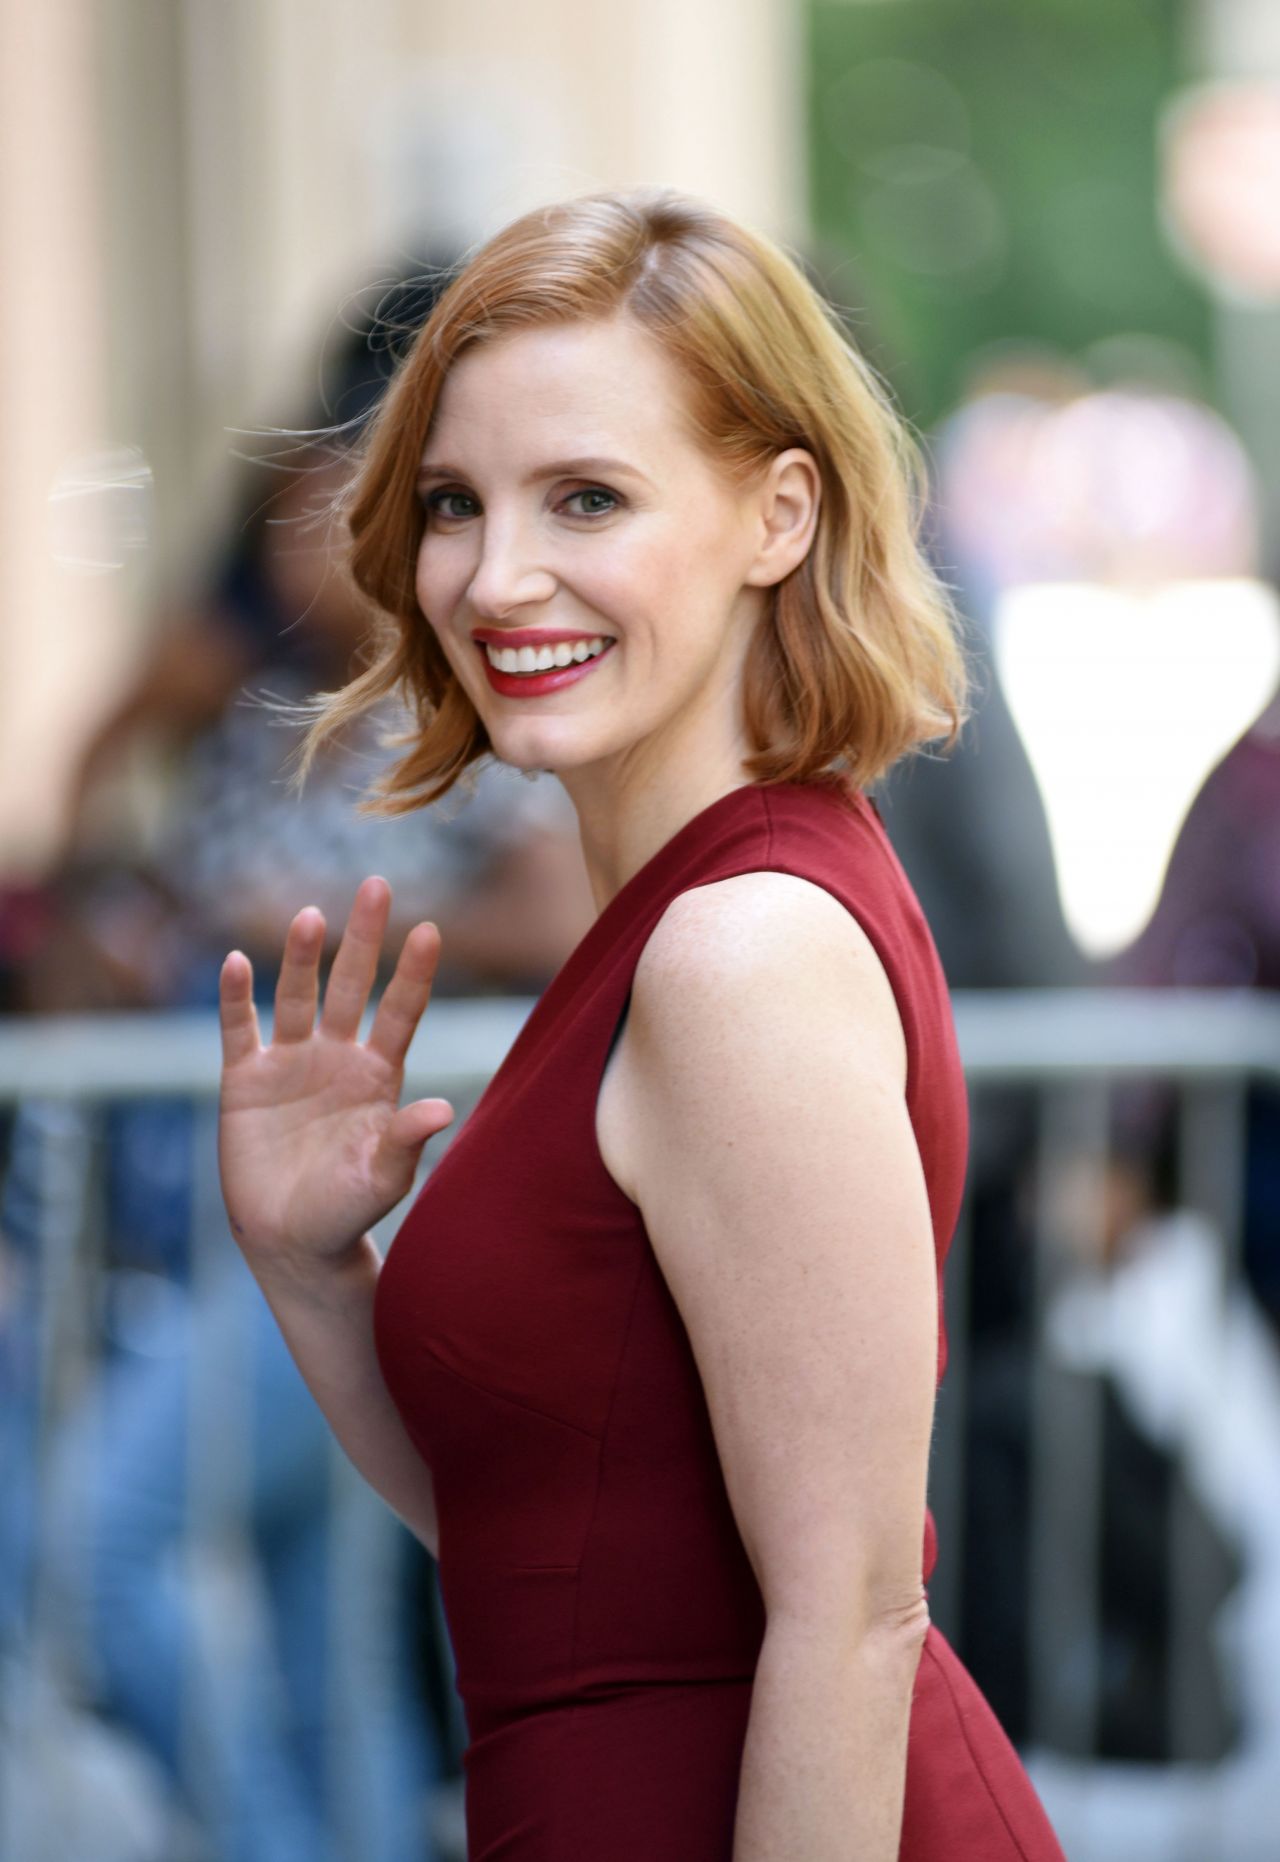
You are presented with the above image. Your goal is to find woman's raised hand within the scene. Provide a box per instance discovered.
[217,876,455,1283]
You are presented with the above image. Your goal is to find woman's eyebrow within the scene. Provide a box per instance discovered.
[416,454,653,488]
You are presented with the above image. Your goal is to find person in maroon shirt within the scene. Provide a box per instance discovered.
[1106,672,1280,1338]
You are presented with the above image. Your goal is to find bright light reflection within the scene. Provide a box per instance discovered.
[994,577,1280,960]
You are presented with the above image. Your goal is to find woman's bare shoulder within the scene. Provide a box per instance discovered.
[635,871,906,1088]
[596,871,907,1206]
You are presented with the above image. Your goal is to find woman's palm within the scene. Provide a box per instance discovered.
[218,877,455,1273]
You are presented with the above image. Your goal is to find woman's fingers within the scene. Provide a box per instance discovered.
[219,949,262,1067]
[320,876,391,1041]
[367,919,444,1073]
[274,907,326,1044]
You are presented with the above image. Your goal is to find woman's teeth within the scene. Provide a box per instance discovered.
[484,635,613,675]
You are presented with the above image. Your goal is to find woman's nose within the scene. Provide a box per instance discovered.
[467,520,557,619]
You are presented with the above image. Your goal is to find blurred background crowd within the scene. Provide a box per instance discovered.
[1,1,1279,1858]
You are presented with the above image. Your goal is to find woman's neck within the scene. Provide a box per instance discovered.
[560,750,757,916]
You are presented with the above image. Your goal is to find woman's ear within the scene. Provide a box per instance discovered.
[744,449,821,588]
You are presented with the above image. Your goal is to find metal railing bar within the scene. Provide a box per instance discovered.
[954,990,1280,1082]
[1169,1079,1249,1765]
[1027,1078,1110,1757]
[0,1000,538,1103]
[1,990,1278,1106]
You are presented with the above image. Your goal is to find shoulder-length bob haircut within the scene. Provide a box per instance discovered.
[288,185,971,811]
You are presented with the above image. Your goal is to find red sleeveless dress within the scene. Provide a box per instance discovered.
[373,778,1066,1860]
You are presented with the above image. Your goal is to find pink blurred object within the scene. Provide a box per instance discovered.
[1160,80,1280,304]
[935,387,1259,590]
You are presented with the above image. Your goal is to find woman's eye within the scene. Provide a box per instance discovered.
[564,486,619,517]
[423,490,477,521]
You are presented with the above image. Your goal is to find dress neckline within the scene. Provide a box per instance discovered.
[589,780,758,924]
[564,782,764,987]
[463,775,864,1111]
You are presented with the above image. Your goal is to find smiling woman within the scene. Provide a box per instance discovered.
[280,186,969,824]
[401,304,845,835]
[217,186,1067,1862]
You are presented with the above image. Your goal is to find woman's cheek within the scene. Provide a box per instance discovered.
[416,563,465,631]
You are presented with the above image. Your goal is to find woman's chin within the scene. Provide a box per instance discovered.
[485,721,597,778]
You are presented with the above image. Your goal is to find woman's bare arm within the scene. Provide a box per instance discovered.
[218,877,458,1559]
[246,1235,440,1558]
[619,871,937,1862]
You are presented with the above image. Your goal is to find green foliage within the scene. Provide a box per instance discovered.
[808,0,1211,426]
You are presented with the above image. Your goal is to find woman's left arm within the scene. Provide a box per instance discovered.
[621,870,940,1860]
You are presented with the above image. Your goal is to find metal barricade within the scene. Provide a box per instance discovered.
[1,988,1277,1860]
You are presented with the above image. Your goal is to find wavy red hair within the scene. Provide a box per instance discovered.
[283,186,971,812]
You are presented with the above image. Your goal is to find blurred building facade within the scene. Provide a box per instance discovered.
[0,0,805,873]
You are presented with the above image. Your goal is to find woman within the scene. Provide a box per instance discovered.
[217,187,1066,1859]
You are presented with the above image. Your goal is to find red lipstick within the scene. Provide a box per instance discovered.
[476,634,617,698]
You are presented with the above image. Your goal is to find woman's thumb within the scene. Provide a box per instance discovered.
[383,1098,456,1159]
